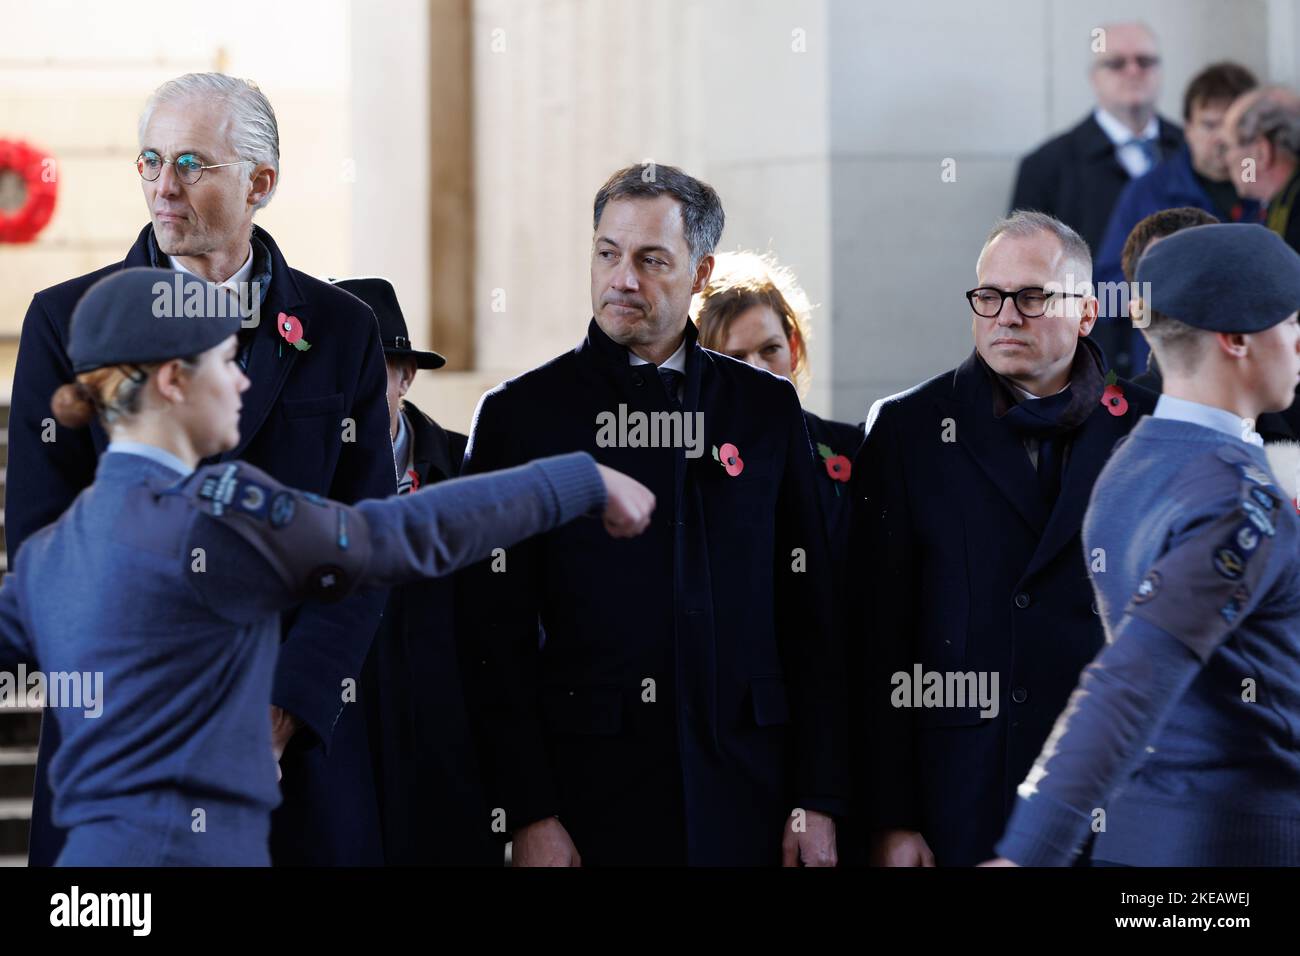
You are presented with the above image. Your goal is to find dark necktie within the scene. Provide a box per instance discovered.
[657,367,683,411]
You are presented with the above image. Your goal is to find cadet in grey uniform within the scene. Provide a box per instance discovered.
[0,267,654,866]
[993,224,1300,866]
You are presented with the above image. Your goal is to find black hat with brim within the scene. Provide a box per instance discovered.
[329,276,447,370]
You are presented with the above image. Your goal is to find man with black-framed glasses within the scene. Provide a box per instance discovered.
[1011,22,1182,262]
[8,72,396,867]
[849,211,1156,867]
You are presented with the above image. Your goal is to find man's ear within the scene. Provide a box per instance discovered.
[1077,295,1100,337]
[247,164,276,209]
[692,254,715,295]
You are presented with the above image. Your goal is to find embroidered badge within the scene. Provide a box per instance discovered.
[1213,547,1246,580]
[1220,585,1250,625]
[269,492,297,529]
[1241,498,1276,537]
[712,442,744,477]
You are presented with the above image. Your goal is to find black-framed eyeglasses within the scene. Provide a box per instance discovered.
[136,150,253,186]
[1097,54,1161,72]
[965,286,1085,319]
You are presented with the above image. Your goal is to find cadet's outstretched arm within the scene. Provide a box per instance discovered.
[354,451,606,588]
[184,452,609,617]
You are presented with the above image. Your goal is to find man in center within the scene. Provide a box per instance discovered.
[460,164,847,866]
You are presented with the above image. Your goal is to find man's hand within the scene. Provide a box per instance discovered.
[512,816,581,867]
[978,857,1018,867]
[270,705,302,782]
[870,828,936,867]
[595,465,655,538]
[781,809,838,867]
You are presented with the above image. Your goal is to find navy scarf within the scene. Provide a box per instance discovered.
[979,337,1107,504]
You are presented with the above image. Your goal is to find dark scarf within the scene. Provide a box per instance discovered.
[978,337,1107,504]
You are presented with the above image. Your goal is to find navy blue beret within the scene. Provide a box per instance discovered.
[69,267,246,373]
[1136,223,1300,333]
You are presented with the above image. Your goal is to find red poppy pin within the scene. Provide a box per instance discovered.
[1100,370,1127,416]
[407,469,420,491]
[712,442,744,477]
[817,443,852,495]
[277,312,312,352]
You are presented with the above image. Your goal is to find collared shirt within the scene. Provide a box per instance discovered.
[105,440,194,477]
[1153,393,1263,446]
[1093,108,1160,179]
[393,409,417,494]
[171,244,257,368]
[170,243,255,299]
[628,336,687,402]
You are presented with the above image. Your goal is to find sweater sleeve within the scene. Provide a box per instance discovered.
[184,453,605,616]
[996,479,1290,866]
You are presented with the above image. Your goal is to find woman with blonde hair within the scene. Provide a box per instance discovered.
[0,267,654,866]
[693,251,862,558]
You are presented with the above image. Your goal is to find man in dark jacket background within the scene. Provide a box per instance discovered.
[460,163,848,866]
[1011,21,1182,374]
[854,211,1155,867]
[7,73,395,865]
[305,276,500,865]
[1094,62,1260,376]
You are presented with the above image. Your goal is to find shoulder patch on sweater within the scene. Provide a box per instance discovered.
[1126,474,1283,661]
[182,462,372,603]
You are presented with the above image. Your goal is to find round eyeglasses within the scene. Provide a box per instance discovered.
[965,286,1085,319]
[136,151,254,186]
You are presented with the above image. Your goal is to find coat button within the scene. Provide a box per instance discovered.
[1014,593,1030,609]
[1012,687,1028,704]
[632,373,644,386]
[1090,600,1099,615]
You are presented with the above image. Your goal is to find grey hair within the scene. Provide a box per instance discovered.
[980,210,1093,282]
[1236,86,1300,159]
[138,73,280,211]
[593,164,725,267]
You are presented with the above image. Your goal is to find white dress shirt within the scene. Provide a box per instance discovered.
[1093,107,1160,179]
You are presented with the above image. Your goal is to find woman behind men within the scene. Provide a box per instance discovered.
[693,251,862,561]
[0,267,654,866]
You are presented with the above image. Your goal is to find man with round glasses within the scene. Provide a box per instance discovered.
[850,210,1156,867]
[9,72,396,866]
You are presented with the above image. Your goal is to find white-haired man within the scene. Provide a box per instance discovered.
[8,72,396,866]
